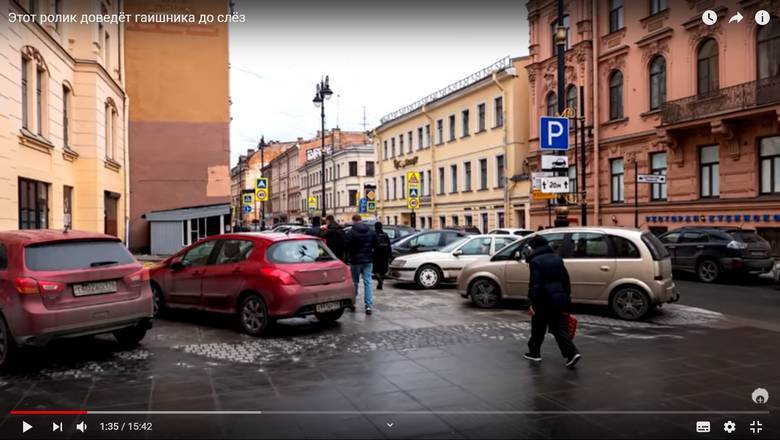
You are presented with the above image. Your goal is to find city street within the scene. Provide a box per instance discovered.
[0,280,777,439]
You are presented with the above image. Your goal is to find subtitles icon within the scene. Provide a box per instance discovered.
[696,421,711,433]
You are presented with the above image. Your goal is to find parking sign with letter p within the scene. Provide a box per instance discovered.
[540,116,569,150]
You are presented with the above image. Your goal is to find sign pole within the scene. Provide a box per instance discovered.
[580,85,587,226]
[634,160,639,229]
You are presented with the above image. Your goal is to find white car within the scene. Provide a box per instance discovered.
[487,228,534,237]
[388,235,520,289]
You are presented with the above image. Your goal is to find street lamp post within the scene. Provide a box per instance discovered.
[258,136,267,230]
[312,75,333,219]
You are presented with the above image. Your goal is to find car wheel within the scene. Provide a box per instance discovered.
[152,284,165,318]
[0,314,15,371]
[239,294,269,336]
[610,286,651,321]
[696,259,720,283]
[113,326,148,347]
[415,265,441,289]
[315,308,345,323]
[470,278,500,308]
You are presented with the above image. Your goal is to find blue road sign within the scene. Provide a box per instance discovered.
[243,205,252,213]
[358,198,368,213]
[256,178,268,189]
[408,188,419,198]
[540,116,569,150]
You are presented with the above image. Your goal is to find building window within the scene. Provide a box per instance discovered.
[609,0,624,33]
[479,158,488,190]
[105,103,116,160]
[398,135,404,156]
[438,167,445,195]
[465,215,473,226]
[436,119,443,144]
[63,85,71,147]
[761,137,780,194]
[420,170,425,195]
[494,96,504,127]
[757,20,780,80]
[546,92,557,116]
[21,56,29,129]
[452,215,459,226]
[394,216,398,225]
[700,145,720,198]
[551,15,570,56]
[349,161,358,177]
[568,165,577,194]
[35,67,44,135]
[383,141,388,159]
[650,152,667,201]
[401,179,405,199]
[448,114,456,141]
[348,189,358,207]
[496,155,505,188]
[697,38,719,95]
[392,177,398,199]
[565,85,577,114]
[366,161,374,177]
[649,56,667,111]
[498,212,505,228]
[649,0,666,15]
[417,127,423,149]
[104,32,111,73]
[420,217,426,229]
[439,216,446,228]
[19,178,49,229]
[450,164,458,193]
[384,178,389,200]
[481,212,489,233]
[425,124,431,147]
[426,170,432,196]
[63,185,73,229]
[609,70,624,120]
[464,161,472,191]
[610,158,624,202]
[391,138,396,157]
[477,103,486,132]
[461,109,470,137]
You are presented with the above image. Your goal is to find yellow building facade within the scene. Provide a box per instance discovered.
[0,0,128,237]
[375,57,531,232]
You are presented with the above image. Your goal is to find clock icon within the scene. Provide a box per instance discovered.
[702,9,718,26]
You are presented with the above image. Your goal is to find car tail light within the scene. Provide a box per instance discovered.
[15,277,65,295]
[727,240,748,250]
[260,267,297,285]
[126,268,150,286]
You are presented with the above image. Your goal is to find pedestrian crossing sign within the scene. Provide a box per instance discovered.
[242,194,254,206]
[255,177,268,189]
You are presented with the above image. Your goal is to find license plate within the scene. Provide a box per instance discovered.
[751,251,766,256]
[315,301,341,313]
[73,280,117,297]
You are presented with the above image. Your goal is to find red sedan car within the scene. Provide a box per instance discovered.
[0,230,153,370]
[150,233,355,335]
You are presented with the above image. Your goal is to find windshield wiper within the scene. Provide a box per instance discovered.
[90,260,119,267]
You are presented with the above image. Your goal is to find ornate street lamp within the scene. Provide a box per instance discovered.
[312,76,333,218]
[258,135,267,230]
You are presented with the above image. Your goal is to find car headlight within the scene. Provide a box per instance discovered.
[391,259,406,267]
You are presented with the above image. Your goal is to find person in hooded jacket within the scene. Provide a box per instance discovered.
[345,215,378,314]
[323,215,346,261]
[372,222,392,290]
[305,216,322,237]
[524,235,581,368]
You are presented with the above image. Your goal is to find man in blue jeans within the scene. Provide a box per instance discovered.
[345,215,378,314]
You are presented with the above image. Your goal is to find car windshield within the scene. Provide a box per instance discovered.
[641,232,670,260]
[267,239,335,263]
[440,237,469,252]
[25,240,136,271]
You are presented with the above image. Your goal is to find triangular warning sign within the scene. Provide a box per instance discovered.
[407,173,420,184]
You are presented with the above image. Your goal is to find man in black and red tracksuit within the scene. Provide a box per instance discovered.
[524,235,581,368]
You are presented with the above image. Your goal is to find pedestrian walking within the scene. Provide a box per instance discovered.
[523,235,581,368]
[345,215,377,314]
[305,216,322,237]
[323,215,347,261]
[373,222,391,290]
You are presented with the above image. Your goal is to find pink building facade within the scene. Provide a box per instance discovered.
[526,0,780,254]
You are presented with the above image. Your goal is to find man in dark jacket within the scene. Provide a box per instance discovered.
[524,235,581,368]
[323,215,346,261]
[305,216,322,237]
[345,215,378,314]
[372,222,391,290]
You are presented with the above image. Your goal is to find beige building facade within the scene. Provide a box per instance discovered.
[229,141,290,228]
[0,0,128,237]
[375,57,531,232]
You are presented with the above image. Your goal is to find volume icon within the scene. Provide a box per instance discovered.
[76,421,87,433]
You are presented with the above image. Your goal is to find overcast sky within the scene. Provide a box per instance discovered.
[228,0,529,165]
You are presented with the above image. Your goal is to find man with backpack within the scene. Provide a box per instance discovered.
[372,222,392,290]
[345,215,378,314]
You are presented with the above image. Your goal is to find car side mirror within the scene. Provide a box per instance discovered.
[452,249,463,256]
[170,260,186,271]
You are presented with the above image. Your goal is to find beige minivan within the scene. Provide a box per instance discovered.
[457,227,680,320]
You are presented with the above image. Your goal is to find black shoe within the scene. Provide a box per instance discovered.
[565,353,581,368]
[365,307,373,315]
[523,353,542,362]
[377,285,383,290]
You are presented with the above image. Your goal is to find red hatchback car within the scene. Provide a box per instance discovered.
[150,233,355,335]
[0,230,153,369]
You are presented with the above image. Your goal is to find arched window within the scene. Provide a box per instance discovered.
[649,56,667,110]
[758,19,780,79]
[546,92,557,116]
[609,70,623,120]
[566,85,577,114]
[697,38,719,95]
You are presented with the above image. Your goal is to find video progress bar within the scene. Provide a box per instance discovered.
[11,410,772,416]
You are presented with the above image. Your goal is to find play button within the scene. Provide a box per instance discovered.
[22,421,32,433]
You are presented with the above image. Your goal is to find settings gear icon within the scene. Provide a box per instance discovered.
[724,421,737,434]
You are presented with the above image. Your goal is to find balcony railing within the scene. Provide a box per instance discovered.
[660,75,780,125]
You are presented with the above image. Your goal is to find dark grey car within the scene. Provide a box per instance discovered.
[658,227,773,283]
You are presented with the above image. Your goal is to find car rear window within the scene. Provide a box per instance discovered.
[267,239,335,263]
[729,230,766,243]
[24,240,136,271]
[641,232,670,260]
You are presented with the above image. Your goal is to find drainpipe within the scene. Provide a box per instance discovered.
[374,131,383,220]
[591,0,601,225]
[119,5,130,247]
[492,70,510,226]
[422,105,436,223]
